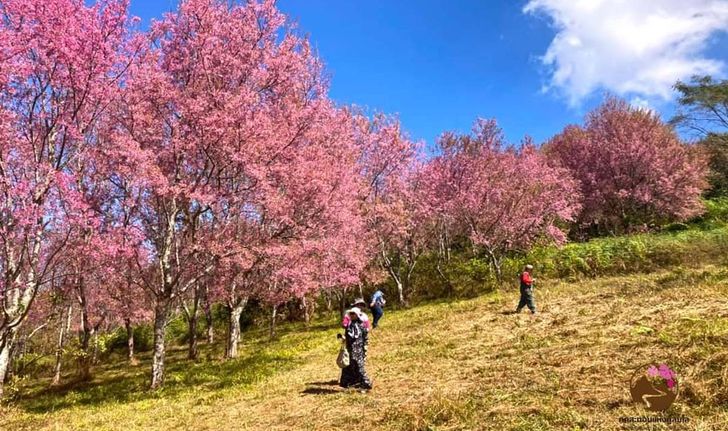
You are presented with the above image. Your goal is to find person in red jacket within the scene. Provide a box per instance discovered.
[516,264,537,314]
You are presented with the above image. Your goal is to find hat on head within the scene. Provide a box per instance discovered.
[525,264,534,270]
[347,307,365,320]
[351,298,367,307]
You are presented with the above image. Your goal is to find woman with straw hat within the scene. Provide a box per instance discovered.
[339,307,372,390]
[341,298,371,330]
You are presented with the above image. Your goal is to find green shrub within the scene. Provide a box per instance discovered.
[134,324,154,351]
[688,198,728,229]
[403,225,728,303]
[106,324,154,353]
[663,222,690,232]
[167,315,191,344]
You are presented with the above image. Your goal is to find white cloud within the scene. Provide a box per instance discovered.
[524,0,728,106]
[629,96,653,113]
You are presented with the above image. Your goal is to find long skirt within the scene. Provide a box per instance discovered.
[339,356,372,389]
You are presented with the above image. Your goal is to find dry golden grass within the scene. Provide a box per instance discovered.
[2,265,727,430]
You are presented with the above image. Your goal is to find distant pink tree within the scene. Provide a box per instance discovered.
[545,98,709,236]
[421,119,580,278]
[357,114,423,305]
[0,0,131,396]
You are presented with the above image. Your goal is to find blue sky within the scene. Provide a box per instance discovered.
[128,1,728,149]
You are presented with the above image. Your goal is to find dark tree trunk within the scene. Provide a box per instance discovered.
[339,290,348,319]
[75,273,102,381]
[78,306,93,381]
[188,313,199,360]
[125,318,138,366]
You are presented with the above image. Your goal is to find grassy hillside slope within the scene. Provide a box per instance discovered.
[2,264,727,430]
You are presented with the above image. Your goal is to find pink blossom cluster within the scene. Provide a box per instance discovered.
[416,119,581,275]
[647,364,677,390]
[545,98,708,236]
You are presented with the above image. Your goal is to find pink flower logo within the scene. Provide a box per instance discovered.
[630,363,679,412]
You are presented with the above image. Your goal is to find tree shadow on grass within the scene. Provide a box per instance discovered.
[15,344,302,414]
[242,318,338,343]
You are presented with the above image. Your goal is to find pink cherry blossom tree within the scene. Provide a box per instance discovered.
[421,119,580,279]
[545,98,709,236]
[356,114,423,305]
[0,0,131,396]
[113,0,365,383]
[207,105,365,359]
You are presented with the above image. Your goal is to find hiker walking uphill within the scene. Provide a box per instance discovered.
[369,289,386,328]
[516,264,537,314]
